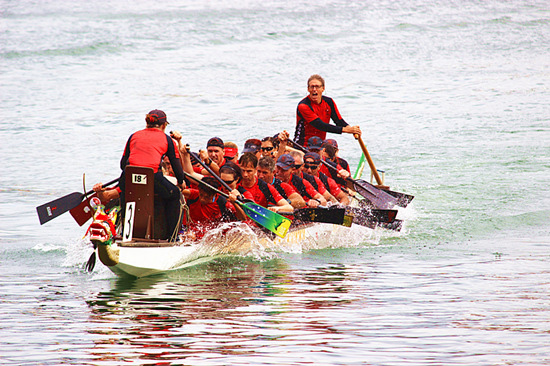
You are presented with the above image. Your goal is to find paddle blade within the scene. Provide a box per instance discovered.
[383,189,415,207]
[294,207,347,226]
[69,194,98,226]
[379,219,403,231]
[241,202,291,238]
[345,207,397,228]
[348,206,398,223]
[351,179,397,209]
[36,192,83,225]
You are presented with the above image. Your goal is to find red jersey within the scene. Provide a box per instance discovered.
[294,96,347,146]
[298,172,327,195]
[271,178,297,199]
[289,174,320,203]
[318,172,342,197]
[319,159,348,187]
[122,128,180,173]
[184,189,237,238]
[239,178,284,207]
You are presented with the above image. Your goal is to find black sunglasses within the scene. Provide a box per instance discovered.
[261,146,274,152]
[304,164,319,170]
[222,179,236,185]
[293,164,303,169]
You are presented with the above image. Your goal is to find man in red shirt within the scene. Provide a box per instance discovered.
[290,151,334,205]
[274,154,325,208]
[324,138,351,175]
[193,137,227,176]
[319,142,351,187]
[303,152,350,205]
[182,177,242,240]
[257,156,305,209]
[238,153,294,213]
[294,74,362,146]
[119,109,185,239]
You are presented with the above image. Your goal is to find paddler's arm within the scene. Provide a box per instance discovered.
[93,183,120,204]
[193,149,220,177]
[269,198,294,214]
[309,118,361,136]
[274,130,289,160]
[335,190,350,205]
[287,192,306,209]
[177,141,205,182]
[228,189,247,221]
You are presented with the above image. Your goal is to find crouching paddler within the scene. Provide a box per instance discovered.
[119,109,185,239]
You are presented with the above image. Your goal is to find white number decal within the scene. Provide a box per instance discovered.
[132,174,147,184]
[122,202,135,242]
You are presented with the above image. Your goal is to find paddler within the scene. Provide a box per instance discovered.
[181,176,244,240]
[274,154,325,208]
[289,151,334,205]
[119,109,185,239]
[257,156,306,209]
[294,74,362,146]
[237,153,294,213]
[303,152,350,205]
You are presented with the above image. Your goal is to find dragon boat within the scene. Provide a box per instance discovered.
[83,165,409,278]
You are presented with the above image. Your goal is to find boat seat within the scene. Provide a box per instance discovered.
[124,166,156,240]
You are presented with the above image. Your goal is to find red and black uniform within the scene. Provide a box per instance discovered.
[184,189,237,239]
[239,178,284,207]
[119,127,185,239]
[288,174,320,204]
[236,186,255,201]
[294,95,348,146]
[319,158,348,188]
[270,177,295,203]
[316,172,343,198]
[297,171,328,196]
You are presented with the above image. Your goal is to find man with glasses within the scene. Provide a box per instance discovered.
[290,151,335,205]
[294,74,362,146]
[303,152,350,205]
[275,154,326,208]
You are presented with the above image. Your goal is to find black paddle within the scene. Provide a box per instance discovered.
[187,150,239,197]
[36,178,118,225]
[278,207,353,227]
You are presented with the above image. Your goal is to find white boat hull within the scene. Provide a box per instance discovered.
[97,222,349,278]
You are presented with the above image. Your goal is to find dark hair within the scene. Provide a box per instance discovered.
[261,136,280,149]
[145,109,167,127]
[200,176,220,196]
[239,152,258,168]
[258,156,275,172]
[219,161,242,182]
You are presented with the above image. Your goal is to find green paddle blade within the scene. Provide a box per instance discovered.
[241,201,291,238]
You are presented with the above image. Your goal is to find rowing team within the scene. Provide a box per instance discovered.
[91,73,369,240]
[93,117,359,241]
